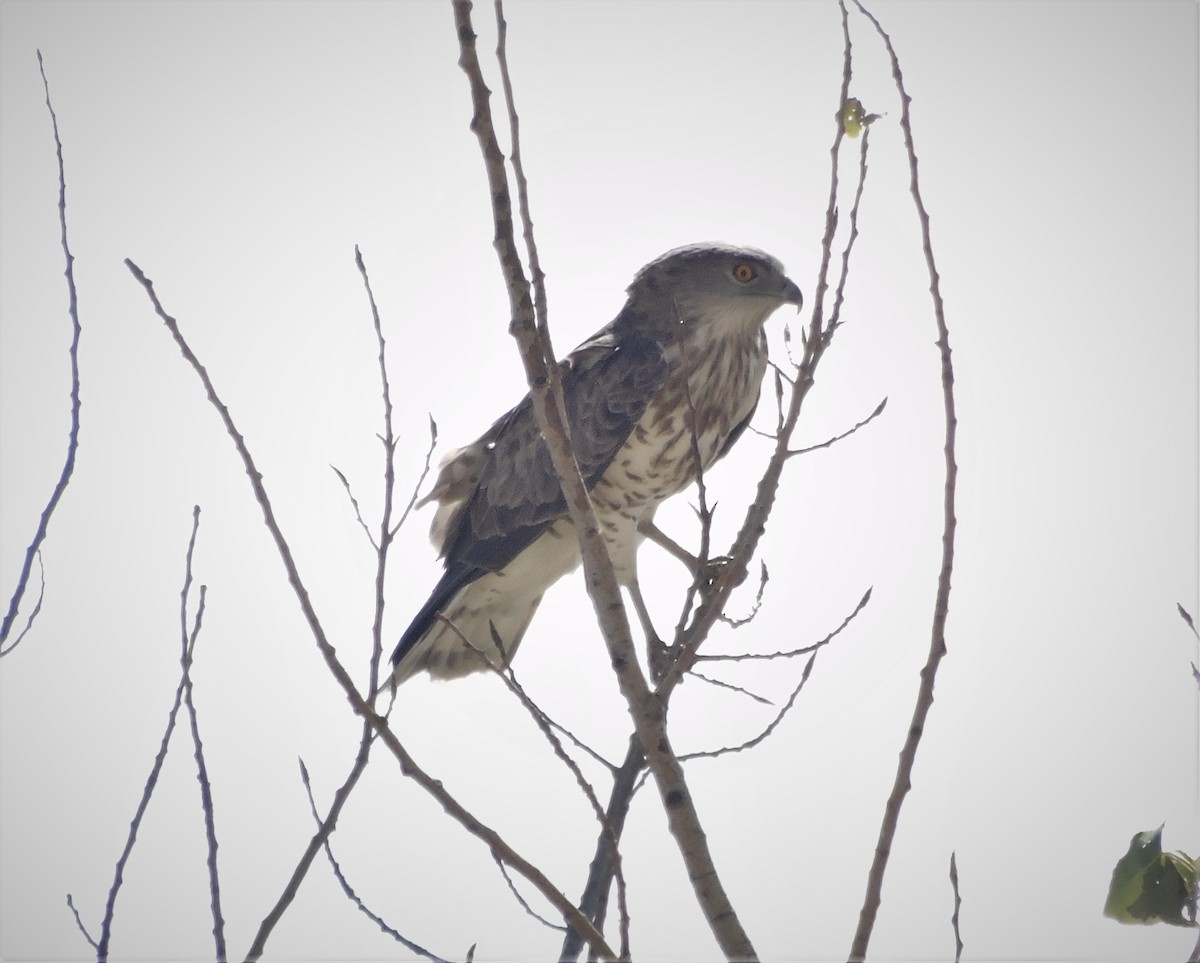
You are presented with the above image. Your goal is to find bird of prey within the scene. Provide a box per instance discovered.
[386,243,801,688]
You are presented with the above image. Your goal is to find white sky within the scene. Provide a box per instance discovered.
[1,1,1197,961]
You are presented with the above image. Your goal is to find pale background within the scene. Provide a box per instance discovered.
[1,1,1197,961]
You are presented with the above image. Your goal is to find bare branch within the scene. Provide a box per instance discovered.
[298,758,453,961]
[0,551,44,657]
[249,246,414,952]
[949,851,963,963]
[65,894,98,952]
[182,582,222,961]
[452,2,754,956]
[391,414,439,540]
[355,245,399,696]
[787,397,887,458]
[495,663,630,955]
[493,0,550,349]
[249,740,375,958]
[502,664,616,789]
[685,670,774,706]
[94,508,206,959]
[847,2,960,958]
[825,110,873,337]
[122,259,615,962]
[698,587,871,664]
[565,0,875,952]
[560,738,646,962]
[660,319,719,674]
[176,506,225,959]
[1178,603,1198,639]
[331,465,379,550]
[1,51,82,651]
[492,853,569,933]
[679,651,818,763]
[652,0,863,708]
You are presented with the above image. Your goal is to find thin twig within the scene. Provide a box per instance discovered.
[299,758,452,961]
[1178,603,1198,639]
[177,507,224,959]
[679,652,818,763]
[0,550,44,657]
[699,587,871,663]
[499,665,630,954]
[248,247,410,954]
[95,510,206,960]
[331,464,379,550]
[390,414,439,541]
[1,51,82,652]
[824,114,873,338]
[249,738,375,959]
[949,851,963,963]
[122,259,615,962]
[65,894,98,951]
[356,245,398,696]
[434,610,631,948]
[493,853,569,933]
[500,665,617,802]
[787,397,887,457]
[847,2,959,958]
[494,0,551,355]
[685,670,774,706]
[665,313,717,664]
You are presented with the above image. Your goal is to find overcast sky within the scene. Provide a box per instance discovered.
[1,2,1197,961]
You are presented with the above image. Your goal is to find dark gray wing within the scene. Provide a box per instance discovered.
[442,331,671,572]
[389,332,670,670]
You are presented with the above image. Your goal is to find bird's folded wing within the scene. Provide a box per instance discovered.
[440,332,671,574]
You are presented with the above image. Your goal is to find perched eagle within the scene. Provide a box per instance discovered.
[387,243,801,688]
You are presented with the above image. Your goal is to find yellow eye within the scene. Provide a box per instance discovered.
[733,263,757,283]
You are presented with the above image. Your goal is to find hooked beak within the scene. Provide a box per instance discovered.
[781,277,803,311]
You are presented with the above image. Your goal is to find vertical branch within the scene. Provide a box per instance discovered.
[452,2,758,956]
[357,245,396,694]
[559,738,645,962]
[1,51,83,652]
[652,0,860,703]
[94,510,207,960]
[563,2,869,953]
[246,247,422,957]
[493,0,551,353]
[178,507,225,959]
[846,2,959,959]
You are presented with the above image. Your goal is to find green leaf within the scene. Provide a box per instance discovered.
[842,98,865,139]
[1104,825,1199,927]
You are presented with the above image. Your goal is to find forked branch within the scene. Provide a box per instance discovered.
[453,0,757,956]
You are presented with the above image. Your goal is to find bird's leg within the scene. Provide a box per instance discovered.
[627,576,671,683]
[637,517,699,571]
[637,517,745,588]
